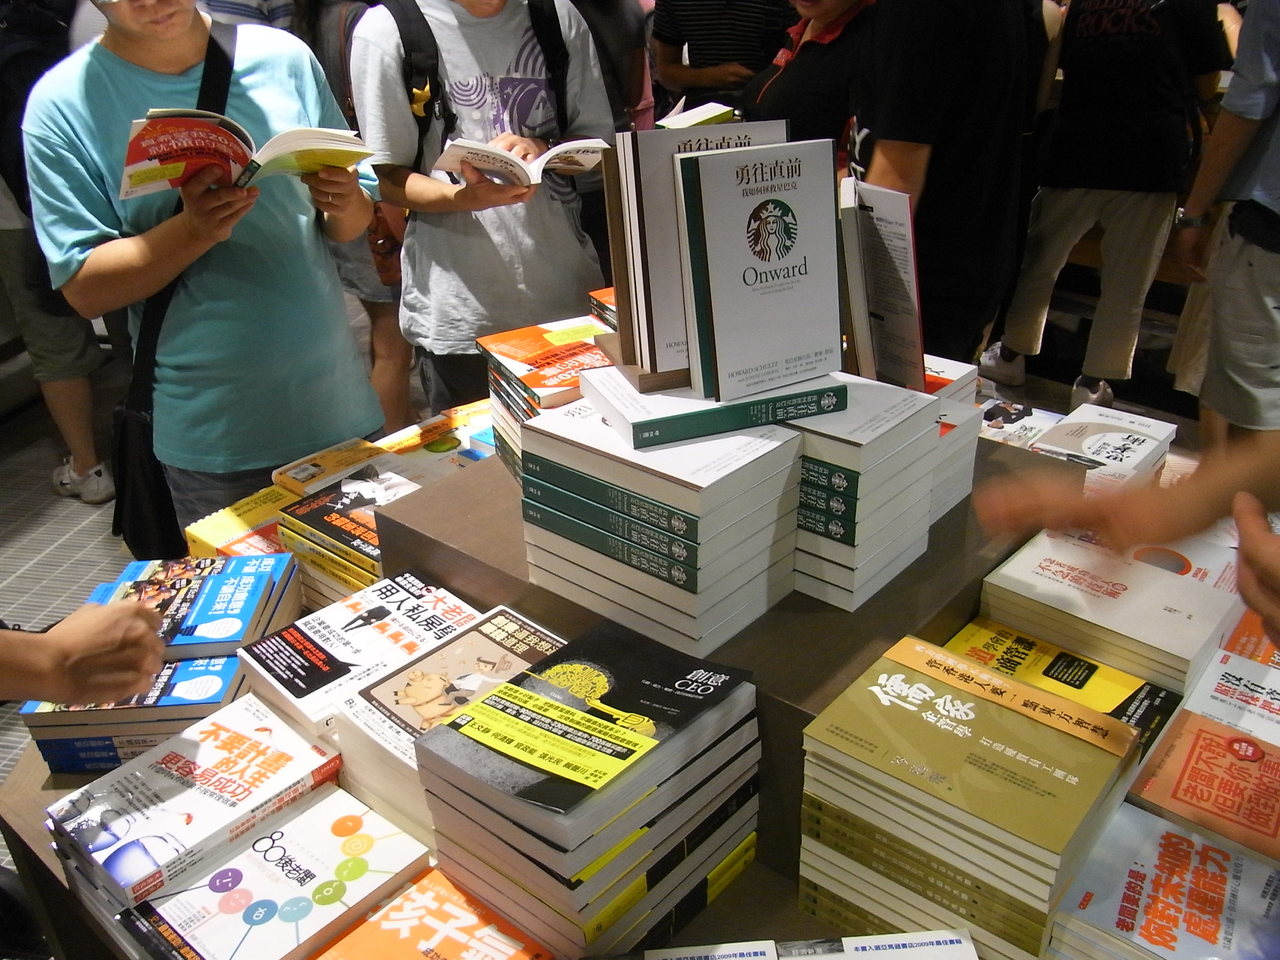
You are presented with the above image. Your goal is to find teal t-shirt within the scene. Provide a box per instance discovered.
[24,24,383,472]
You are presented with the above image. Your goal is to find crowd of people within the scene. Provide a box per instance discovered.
[3,0,1280,676]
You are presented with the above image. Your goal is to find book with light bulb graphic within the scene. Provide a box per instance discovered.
[47,693,341,911]
[124,782,430,960]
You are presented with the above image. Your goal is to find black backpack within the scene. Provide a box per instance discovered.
[379,0,570,172]
[0,0,74,216]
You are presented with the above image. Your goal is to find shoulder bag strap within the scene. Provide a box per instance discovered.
[127,20,237,413]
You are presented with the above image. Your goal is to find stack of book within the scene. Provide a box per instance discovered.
[237,571,483,741]
[981,527,1245,692]
[477,316,615,468]
[1028,403,1177,497]
[20,655,244,774]
[783,375,942,612]
[1048,801,1278,960]
[800,637,1140,960]
[931,397,984,522]
[943,616,1182,757]
[47,693,341,913]
[609,931,981,960]
[978,397,1066,449]
[329,605,566,843]
[923,354,980,402]
[413,625,761,959]
[88,554,301,661]
[185,484,299,557]
[611,120,788,380]
[520,398,800,654]
[588,286,617,329]
[317,866,553,960]
[1127,648,1280,866]
[121,782,431,960]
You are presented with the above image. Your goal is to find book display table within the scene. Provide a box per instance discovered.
[0,441,1077,959]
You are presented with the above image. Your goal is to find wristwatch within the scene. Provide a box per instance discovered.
[1175,206,1211,229]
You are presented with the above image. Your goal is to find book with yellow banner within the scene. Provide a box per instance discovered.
[413,621,756,849]
[944,616,1181,757]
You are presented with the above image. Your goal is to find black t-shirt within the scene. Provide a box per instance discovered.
[743,0,1030,357]
[1040,0,1231,192]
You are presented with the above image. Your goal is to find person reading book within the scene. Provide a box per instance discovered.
[349,0,614,413]
[22,0,386,526]
[0,601,163,704]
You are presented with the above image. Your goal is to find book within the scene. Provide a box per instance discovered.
[804,637,1139,875]
[837,177,925,391]
[1128,708,1280,864]
[577,365,845,448]
[783,373,940,474]
[314,866,553,960]
[414,623,756,849]
[271,438,388,497]
[1186,649,1280,744]
[1054,801,1280,960]
[433,136,609,186]
[615,121,789,373]
[653,100,736,129]
[185,485,299,558]
[521,398,802,524]
[673,139,842,401]
[128,783,430,960]
[19,655,242,729]
[238,572,484,736]
[47,693,341,909]
[1029,403,1176,495]
[477,316,615,410]
[622,930,978,960]
[119,109,370,198]
[943,617,1182,756]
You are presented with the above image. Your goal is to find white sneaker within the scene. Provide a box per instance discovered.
[977,342,1026,387]
[51,459,116,504]
[1070,377,1114,411]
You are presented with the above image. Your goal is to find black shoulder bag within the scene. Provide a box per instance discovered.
[111,20,237,560]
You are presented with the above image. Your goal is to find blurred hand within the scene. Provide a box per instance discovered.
[488,132,546,163]
[1234,491,1280,643]
[178,164,258,243]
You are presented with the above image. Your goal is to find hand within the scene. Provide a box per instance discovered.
[700,62,756,89]
[487,132,547,163]
[1168,223,1211,282]
[302,164,368,215]
[1234,491,1280,643]
[178,164,258,243]
[32,601,165,704]
[453,160,536,211]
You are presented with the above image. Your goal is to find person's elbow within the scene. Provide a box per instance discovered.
[58,270,113,321]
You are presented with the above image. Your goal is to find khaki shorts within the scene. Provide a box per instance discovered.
[0,227,102,382]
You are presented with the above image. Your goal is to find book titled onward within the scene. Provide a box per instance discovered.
[120,109,370,198]
[433,136,610,186]
[47,693,340,909]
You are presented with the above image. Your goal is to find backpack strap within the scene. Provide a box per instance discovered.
[526,0,569,137]
[381,0,452,172]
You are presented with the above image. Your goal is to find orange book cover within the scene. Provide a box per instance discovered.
[317,868,553,960]
[476,318,613,406]
[1222,608,1280,669]
[1130,709,1280,863]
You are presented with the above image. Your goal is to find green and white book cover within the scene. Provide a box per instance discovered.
[675,139,842,401]
[804,637,1138,862]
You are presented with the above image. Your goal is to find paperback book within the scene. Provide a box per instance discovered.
[434,136,609,185]
[414,623,756,849]
[626,931,978,960]
[185,485,299,558]
[120,109,370,198]
[238,572,484,735]
[477,316,614,410]
[674,139,842,401]
[47,693,340,909]
[128,783,430,960]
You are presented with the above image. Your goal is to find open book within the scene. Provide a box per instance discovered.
[433,136,609,186]
[119,108,371,199]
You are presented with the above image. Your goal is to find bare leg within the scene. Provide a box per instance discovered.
[40,376,100,474]
[363,298,415,432]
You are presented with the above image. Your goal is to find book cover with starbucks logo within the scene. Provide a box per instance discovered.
[674,139,842,402]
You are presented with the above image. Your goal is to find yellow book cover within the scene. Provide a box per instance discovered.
[944,617,1181,755]
[185,485,299,557]
[272,438,386,496]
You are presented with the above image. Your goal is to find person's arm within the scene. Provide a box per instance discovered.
[59,165,258,320]
[974,429,1280,551]
[374,159,535,216]
[650,38,756,95]
[864,139,932,211]
[302,164,375,242]
[0,601,164,704]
